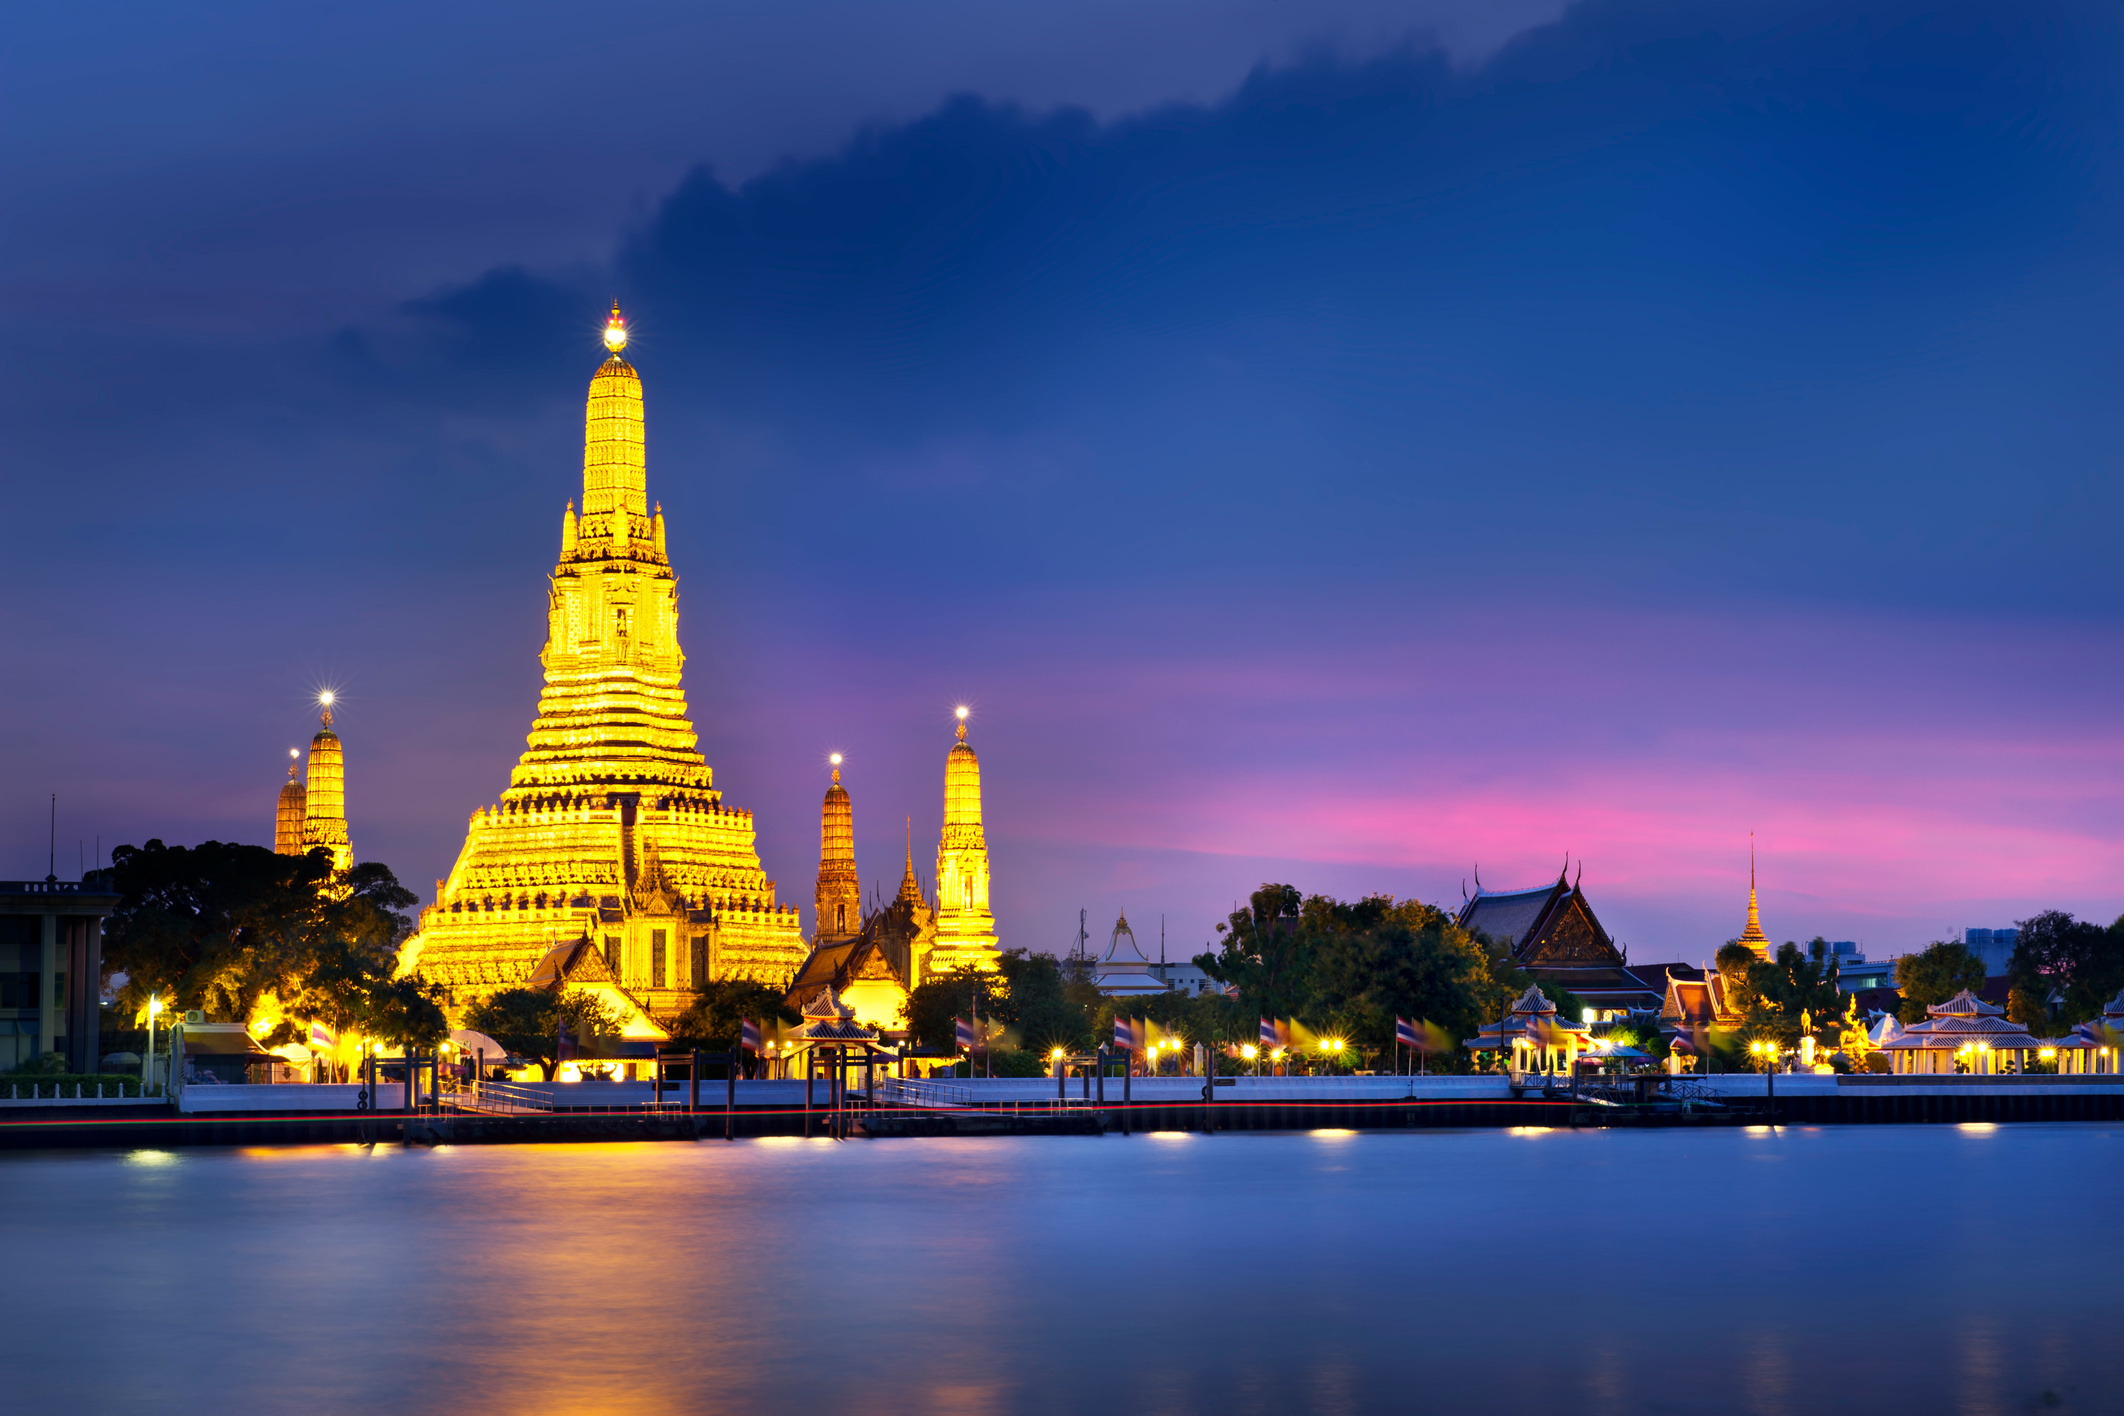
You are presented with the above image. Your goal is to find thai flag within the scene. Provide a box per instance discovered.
[1395,1016,1419,1049]
[1115,1017,1138,1051]
[740,1017,760,1052]
[1259,1016,1278,1048]
[309,1021,334,1049]
[956,1015,977,1051]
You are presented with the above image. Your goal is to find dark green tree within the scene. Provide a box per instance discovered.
[1894,941,1988,1024]
[662,979,800,1054]
[2008,910,2124,1027]
[463,987,624,1080]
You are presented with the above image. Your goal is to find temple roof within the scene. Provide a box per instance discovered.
[1455,870,1622,969]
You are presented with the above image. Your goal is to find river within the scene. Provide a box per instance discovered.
[3,1123,2118,1415]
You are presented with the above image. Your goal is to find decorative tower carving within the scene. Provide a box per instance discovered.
[815,755,860,945]
[401,306,806,1019]
[300,693,353,873]
[273,748,307,856]
[1737,834,1772,960]
[930,707,999,974]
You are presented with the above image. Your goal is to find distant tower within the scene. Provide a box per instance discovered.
[930,707,1000,974]
[1737,835,1772,959]
[815,755,860,945]
[301,693,354,873]
[273,748,307,855]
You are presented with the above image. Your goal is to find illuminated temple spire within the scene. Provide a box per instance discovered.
[930,707,1000,972]
[815,755,860,944]
[273,748,307,856]
[897,817,922,906]
[300,693,353,873]
[1738,834,1772,959]
[400,309,805,1011]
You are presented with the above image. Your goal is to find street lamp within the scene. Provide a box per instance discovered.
[1242,1043,1258,1077]
[145,993,161,1095]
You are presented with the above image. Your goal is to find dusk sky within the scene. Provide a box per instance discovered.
[5,0,2119,963]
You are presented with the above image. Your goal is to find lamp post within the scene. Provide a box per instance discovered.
[1243,1043,1258,1077]
[145,993,160,1095]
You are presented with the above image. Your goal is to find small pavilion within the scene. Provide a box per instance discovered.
[1878,990,2045,1074]
[781,985,897,1085]
[1092,912,1169,997]
[1464,984,1590,1074]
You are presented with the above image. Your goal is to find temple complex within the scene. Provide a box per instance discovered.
[1455,867,1662,1016]
[399,308,806,1023]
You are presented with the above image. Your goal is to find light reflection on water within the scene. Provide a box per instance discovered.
[3,1125,2119,1416]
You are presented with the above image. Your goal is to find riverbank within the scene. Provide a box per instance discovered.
[5,1072,2121,1148]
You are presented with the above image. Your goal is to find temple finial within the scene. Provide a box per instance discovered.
[955,704,968,742]
[317,689,335,730]
[830,751,842,786]
[604,302,627,352]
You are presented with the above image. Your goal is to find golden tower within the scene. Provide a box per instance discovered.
[815,755,860,944]
[300,694,354,873]
[929,707,999,974]
[1737,835,1772,960]
[273,748,308,856]
[401,307,806,1019]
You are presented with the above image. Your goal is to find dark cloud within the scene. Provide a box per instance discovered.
[4,0,2120,947]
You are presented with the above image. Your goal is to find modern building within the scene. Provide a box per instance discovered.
[0,876,121,1073]
[1964,927,2019,975]
[401,307,808,1020]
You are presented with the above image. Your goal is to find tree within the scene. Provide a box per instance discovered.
[1744,943,1843,1047]
[2009,910,2124,1027]
[1894,941,1987,1024]
[1195,884,1510,1071]
[463,987,622,1080]
[663,979,799,1054]
[101,838,429,1042]
[987,949,1091,1054]
[903,967,991,1052]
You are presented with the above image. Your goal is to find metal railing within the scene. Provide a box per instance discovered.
[463,1079,554,1114]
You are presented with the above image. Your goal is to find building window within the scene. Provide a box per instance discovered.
[604,935,620,976]
[690,936,708,984]
[651,930,667,989]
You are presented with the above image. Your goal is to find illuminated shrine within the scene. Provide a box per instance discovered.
[274,695,353,873]
[929,709,1001,974]
[399,308,806,1022]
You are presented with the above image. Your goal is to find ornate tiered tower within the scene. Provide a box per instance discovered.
[930,708,999,974]
[815,755,860,945]
[401,307,806,1019]
[1737,836,1772,959]
[273,749,308,856]
[300,695,353,873]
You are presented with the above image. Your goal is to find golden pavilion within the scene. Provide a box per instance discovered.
[399,308,807,1023]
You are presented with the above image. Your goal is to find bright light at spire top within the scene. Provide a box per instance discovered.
[317,691,335,706]
[956,706,969,720]
[604,303,627,352]
[830,753,842,766]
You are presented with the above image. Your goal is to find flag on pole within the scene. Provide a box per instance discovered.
[1395,1016,1419,1050]
[308,1021,335,1049]
[1259,1016,1278,1048]
[740,1017,761,1052]
[1115,1016,1138,1051]
[956,1015,977,1051]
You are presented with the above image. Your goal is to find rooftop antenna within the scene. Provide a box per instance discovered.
[47,794,56,882]
[1160,915,1167,967]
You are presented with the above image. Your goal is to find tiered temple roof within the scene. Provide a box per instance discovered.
[1456,869,1662,1013]
[401,309,805,1021]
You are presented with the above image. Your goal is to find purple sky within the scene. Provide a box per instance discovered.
[4,0,2120,962]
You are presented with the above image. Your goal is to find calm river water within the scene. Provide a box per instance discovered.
[3,1124,2119,1415]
